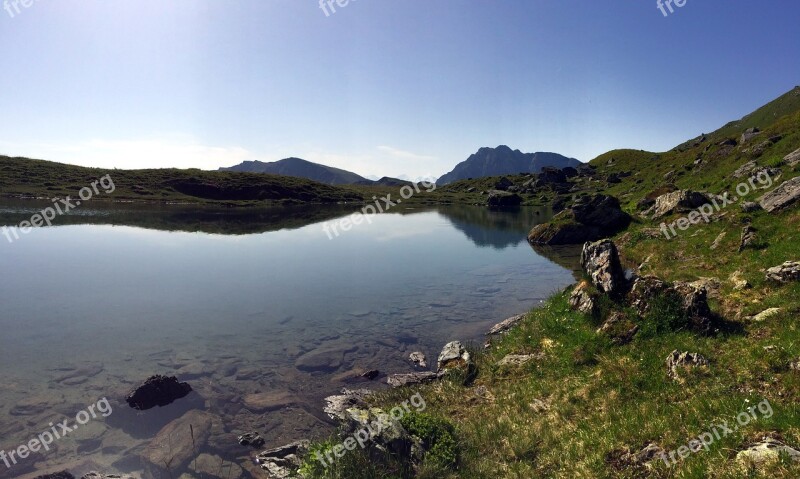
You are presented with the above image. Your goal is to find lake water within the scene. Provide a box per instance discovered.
[0,202,580,478]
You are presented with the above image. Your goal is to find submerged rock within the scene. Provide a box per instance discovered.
[33,473,75,479]
[125,375,192,410]
[238,431,266,448]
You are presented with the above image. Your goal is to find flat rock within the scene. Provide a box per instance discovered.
[783,147,800,167]
[387,372,442,388]
[294,344,358,373]
[497,354,540,367]
[486,314,525,335]
[243,391,296,412]
[323,388,372,421]
[766,261,800,282]
[736,438,800,466]
[751,308,782,322]
[758,176,800,212]
[256,441,309,479]
[652,190,710,219]
[189,453,243,478]
[141,410,220,476]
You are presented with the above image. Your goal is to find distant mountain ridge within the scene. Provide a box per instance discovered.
[437,146,581,186]
[220,157,368,185]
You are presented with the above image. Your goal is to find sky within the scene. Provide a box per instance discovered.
[1,1,799,180]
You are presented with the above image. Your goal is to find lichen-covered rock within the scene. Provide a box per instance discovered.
[527,195,631,245]
[496,354,541,367]
[568,281,600,316]
[766,261,800,282]
[651,190,711,219]
[486,314,525,336]
[323,389,373,421]
[665,350,709,380]
[736,438,800,466]
[784,147,800,167]
[581,239,627,296]
[758,176,800,212]
[386,372,442,388]
[256,441,310,479]
[437,341,472,372]
[409,352,428,368]
[738,225,758,252]
[487,190,522,207]
[628,276,671,316]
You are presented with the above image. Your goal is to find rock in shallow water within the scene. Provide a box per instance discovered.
[125,375,192,410]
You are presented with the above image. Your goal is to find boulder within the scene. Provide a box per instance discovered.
[323,389,372,421]
[437,341,473,372]
[528,195,631,245]
[486,314,525,336]
[189,454,243,478]
[487,190,522,207]
[672,282,715,334]
[494,177,514,191]
[386,372,442,388]
[238,432,266,448]
[651,190,711,219]
[580,239,627,296]
[125,375,192,410]
[568,281,600,316]
[765,261,800,282]
[141,410,220,477]
[758,176,800,212]
[736,438,800,466]
[536,167,568,185]
[784,147,800,167]
[256,441,310,479]
[732,160,757,178]
[409,352,427,368]
[665,350,709,380]
[596,311,639,345]
[740,127,761,143]
[738,225,758,252]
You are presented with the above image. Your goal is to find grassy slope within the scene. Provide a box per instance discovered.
[304,87,800,479]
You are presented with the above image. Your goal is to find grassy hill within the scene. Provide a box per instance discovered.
[299,86,800,479]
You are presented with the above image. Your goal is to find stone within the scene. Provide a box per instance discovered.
[710,231,726,250]
[243,391,296,413]
[361,370,380,380]
[323,389,373,421]
[387,372,442,388]
[581,239,627,296]
[494,177,514,191]
[437,341,472,372]
[126,375,192,410]
[628,276,671,316]
[294,344,358,373]
[784,147,800,167]
[758,176,800,212]
[568,281,600,316]
[736,438,800,466]
[766,261,800,282]
[238,432,265,448]
[487,190,523,207]
[527,194,631,245]
[741,201,762,212]
[497,354,540,367]
[729,271,751,290]
[751,308,782,322]
[141,410,220,477]
[486,314,525,336]
[81,473,136,479]
[740,127,761,143]
[672,282,715,334]
[732,160,757,178]
[256,441,310,479]
[738,225,758,252]
[33,473,75,479]
[651,190,711,219]
[665,350,709,380]
[596,311,639,345]
[409,352,427,368]
[189,453,243,478]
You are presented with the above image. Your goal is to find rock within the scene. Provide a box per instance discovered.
[710,231,726,250]
[562,166,578,178]
[527,194,631,245]
[323,388,373,421]
[536,167,568,185]
[361,370,380,380]
[608,442,667,471]
[736,438,800,466]
[741,127,761,143]
[294,344,358,373]
[486,314,525,336]
[497,354,540,367]
[784,147,800,167]
[758,176,800,212]
[54,364,104,385]
[751,308,782,322]
[628,276,671,315]
[408,352,427,368]
[738,225,758,252]
[33,473,75,479]
[580,239,627,296]
[243,391,296,413]
[766,261,800,282]
[729,271,751,290]
[256,441,310,479]
[126,375,192,410]
[343,407,412,460]
[596,311,639,345]
[81,473,135,479]
[437,341,472,372]
[487,190,523,207]
[665,350,709,380]
[568,281,600,316]
[494,177,514,191]
[188,453,243,478]
[741,201,762,212]
[672,282,715,334]
[238,432,266,448]
[651,190,711,219]
[733,161,758,178]
[387,372,442,388]
[141,410,219,477]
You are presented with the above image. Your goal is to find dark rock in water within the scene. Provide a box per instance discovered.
[238,431,266,448]
[126,375,192,410]
[528,194,631,245]
[487,190,523,207]
[33,472,75,479]
[256,441,310,479]
[361,369,380,380]
[81,473,136,479]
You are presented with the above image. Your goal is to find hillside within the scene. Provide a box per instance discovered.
[436,146,581,186]
[220,157,369,185]
[294,86,800,479]
[0,156,364,206]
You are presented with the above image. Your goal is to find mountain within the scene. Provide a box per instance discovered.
[353,176,414,187]
[436,146,581,186]
[220,157,368,185]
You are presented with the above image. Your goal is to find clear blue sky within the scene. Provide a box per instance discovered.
[1,0,798,179]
